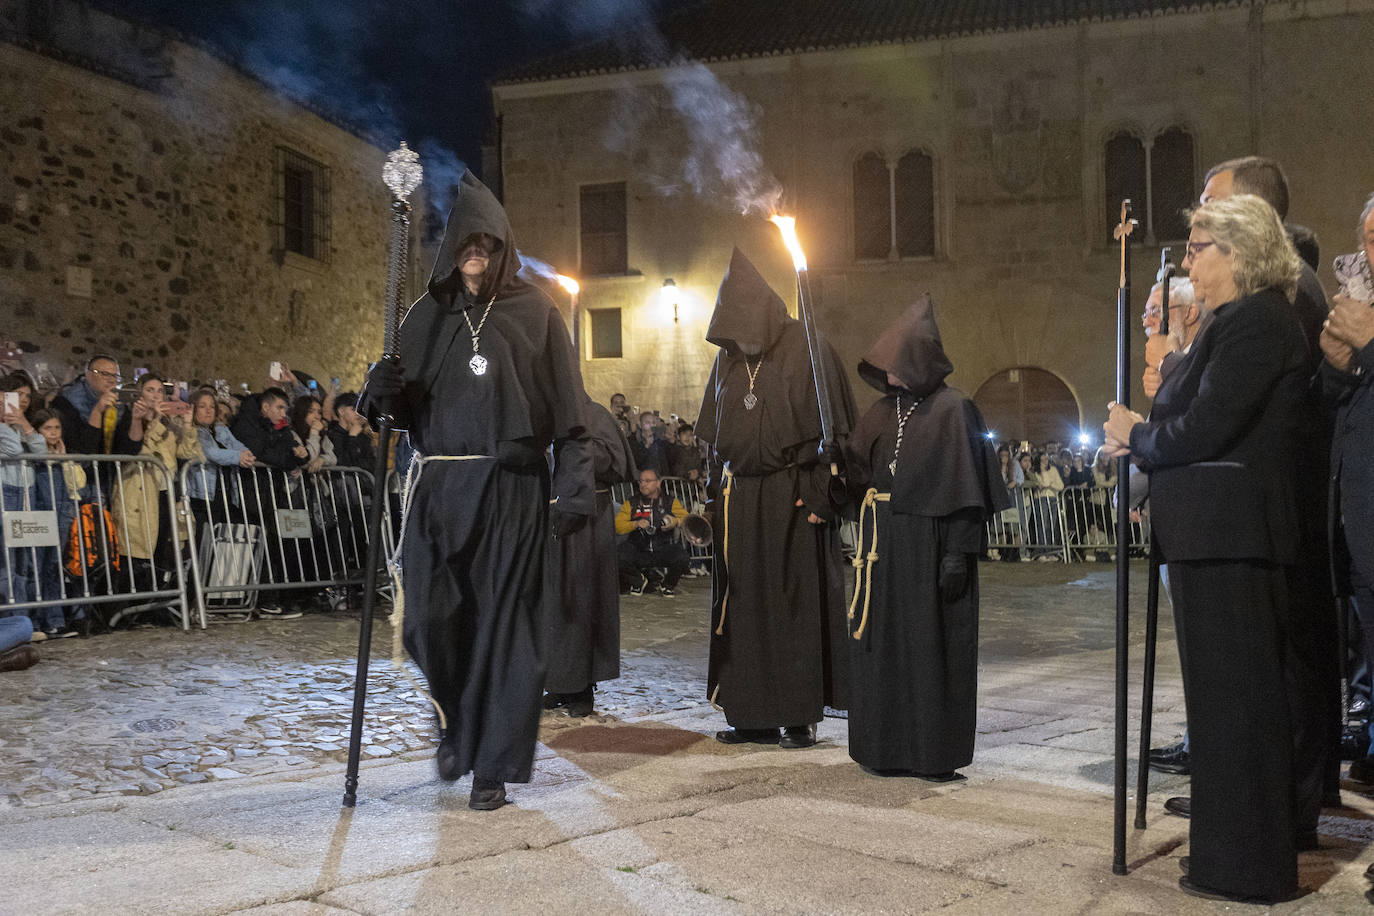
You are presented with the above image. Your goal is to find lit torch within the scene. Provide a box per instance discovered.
[556,273,581,355]
[770,215,839,474]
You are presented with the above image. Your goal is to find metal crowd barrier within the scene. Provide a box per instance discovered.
[0,453,190,629]
[180,461,386,624]
[986,483,1148,562]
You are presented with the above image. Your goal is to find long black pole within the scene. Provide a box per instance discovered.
[1134,253,1173,829]
[1135,552,1160,828]
[1112,199,1135,875]
[343,191,411,808]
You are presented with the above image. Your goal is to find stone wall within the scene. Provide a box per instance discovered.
[0,16,396,392]
[494,1,1374,438]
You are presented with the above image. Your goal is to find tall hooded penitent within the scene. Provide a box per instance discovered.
[427,170,524,305]
[857,294,953,398]
[705,247,793,357]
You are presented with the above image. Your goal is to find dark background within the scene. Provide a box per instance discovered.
[109,0,677,184]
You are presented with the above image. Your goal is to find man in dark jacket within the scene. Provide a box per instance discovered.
[50,355,138,458]
[230,389,308,471]
[1322,196,1374,786]
[614,468,689,596]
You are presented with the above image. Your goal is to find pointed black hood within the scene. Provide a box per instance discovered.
[705,248,793,356]
[858,294,953,398]
[428,170,524,304]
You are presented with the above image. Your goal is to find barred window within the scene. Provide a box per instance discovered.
[1104,127,1195,244]
[589,308,623,359]
[853,152,890,260]
[580,182,628,276]
[854,150,935,261]
[275,148,331,262]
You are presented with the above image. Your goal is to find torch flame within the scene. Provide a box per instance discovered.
[555,274,580,295]
[769,215,808,273]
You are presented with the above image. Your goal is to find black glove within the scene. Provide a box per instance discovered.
[939,553,969,603]
[551,511,587,538]
[365,358,404,416]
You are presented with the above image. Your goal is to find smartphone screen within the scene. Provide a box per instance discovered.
[269,361,283,380]
[2,391,18,414]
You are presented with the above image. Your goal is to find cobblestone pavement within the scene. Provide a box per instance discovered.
[2,562,1163,807]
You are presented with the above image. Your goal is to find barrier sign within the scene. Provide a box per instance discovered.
[276,508,313,539]
[6,510,61,548]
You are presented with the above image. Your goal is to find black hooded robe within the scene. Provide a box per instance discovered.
[376,171,593,784]
[697,249,857,729]
[543,400,636,695]
[843,296,1008,775]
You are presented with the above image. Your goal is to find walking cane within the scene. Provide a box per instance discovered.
[1134,251,1174,829]
[1111,200,1136,875]
[343,143,422,808]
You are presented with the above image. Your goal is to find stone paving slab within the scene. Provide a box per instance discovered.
[3,809,315,916]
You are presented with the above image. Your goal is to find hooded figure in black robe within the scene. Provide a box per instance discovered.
[843,296,1008,778]
[542,398,636,716]
[696,248,857,746]
[363,171,593,807]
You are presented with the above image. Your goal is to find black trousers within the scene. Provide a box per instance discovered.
[1171,558,1297,901]
[617,539,690,590]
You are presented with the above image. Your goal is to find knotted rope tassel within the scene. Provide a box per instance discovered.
[847,488,889,640]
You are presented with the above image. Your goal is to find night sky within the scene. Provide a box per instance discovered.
[110,0,677,182]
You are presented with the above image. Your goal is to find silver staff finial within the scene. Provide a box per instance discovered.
[383,141,423,201]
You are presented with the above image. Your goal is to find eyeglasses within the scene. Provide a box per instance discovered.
[89,368,121,381]
[1185,240,1215,259]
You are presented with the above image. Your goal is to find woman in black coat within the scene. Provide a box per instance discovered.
[1104,194,1308,904]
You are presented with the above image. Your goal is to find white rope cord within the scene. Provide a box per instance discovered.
[387,453,488,732]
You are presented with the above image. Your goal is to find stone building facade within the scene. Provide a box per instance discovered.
[0,0,405,392]
[492,0,1374,443]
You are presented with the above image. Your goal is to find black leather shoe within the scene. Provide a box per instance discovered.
[1148,740,1184,763]
[1349,755,1374,784]
[469,776,506,811]
[1349,695,1371,719]
[436,738,463,782]
[779,724,817,749]
[1340,725,1370,761]
[542,692,569,710]
[1163,796,1191,818]
[1178,876,1301,904]
[566,686,594,718]
[1148,744,1190,775]
[715,727,779,745]
[916,771,966,783]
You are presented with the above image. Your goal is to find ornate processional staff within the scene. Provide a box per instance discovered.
[1110,199,1136,874]
[343,143,422,809]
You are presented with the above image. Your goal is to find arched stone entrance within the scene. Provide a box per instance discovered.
[973,367,1081,447]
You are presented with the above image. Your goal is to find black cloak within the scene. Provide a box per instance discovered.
[696,248,857,729]
[843,295,1008,775]
[381,170,593,784]
[543,399,636,694]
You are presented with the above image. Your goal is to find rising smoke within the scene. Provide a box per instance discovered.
[517,0,784,217]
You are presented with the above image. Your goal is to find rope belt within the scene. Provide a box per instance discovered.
[713,468,734,636]
[847,488,890,640]
[389,453,491,731]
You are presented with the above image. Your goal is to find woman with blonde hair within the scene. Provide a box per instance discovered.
[1103,194,1307,903]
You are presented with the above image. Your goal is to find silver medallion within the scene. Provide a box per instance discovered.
[743,392,758,410]
[469,353,488,376]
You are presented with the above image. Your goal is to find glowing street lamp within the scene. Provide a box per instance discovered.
[660,277,680,323]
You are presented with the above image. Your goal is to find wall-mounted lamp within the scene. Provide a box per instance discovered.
[660,277,680,323]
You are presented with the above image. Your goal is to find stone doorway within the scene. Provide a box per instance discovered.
[973,367,1080,447]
